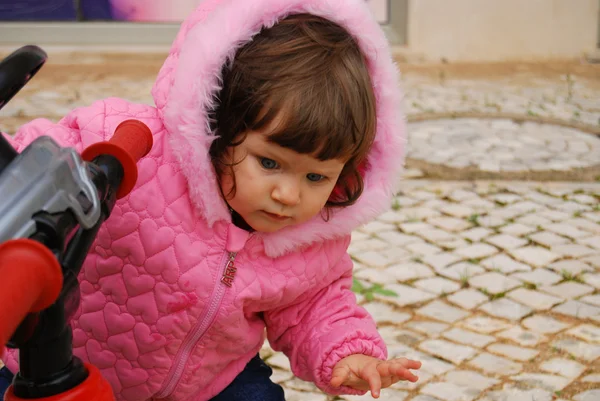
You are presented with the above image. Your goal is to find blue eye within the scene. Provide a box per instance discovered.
[307,173,324,182]
[260,158,278,169]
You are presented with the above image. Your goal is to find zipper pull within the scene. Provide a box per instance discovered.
[221,252,237,287]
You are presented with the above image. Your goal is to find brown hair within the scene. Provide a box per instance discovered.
[209,13,376,209]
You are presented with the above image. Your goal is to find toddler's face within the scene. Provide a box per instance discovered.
[220,130,345,233]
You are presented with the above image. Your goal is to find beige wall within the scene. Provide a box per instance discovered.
[407,0,599,61]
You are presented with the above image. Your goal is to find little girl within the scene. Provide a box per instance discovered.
[1,0,420,400]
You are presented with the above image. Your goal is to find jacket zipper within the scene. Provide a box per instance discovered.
[155,251,237,399]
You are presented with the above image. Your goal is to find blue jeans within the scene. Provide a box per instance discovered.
[0,355,285,401]
[0,366,12,398]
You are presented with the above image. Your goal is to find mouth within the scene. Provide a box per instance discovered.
[262,211,291,221]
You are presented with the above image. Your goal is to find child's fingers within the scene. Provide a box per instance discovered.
[330,365,351,388]
[389,364,419,382]
[395,358,422,370]
[377,361,419,382]
[359,363,382,398]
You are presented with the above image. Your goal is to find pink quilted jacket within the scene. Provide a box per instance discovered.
[2,0,405,400]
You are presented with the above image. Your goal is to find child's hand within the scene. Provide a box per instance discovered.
[330,355,421,398]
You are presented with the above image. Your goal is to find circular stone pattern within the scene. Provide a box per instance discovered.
[407,118,600,173]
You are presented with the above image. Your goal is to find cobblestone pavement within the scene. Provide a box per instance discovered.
[0,54,599,400]
[264,180,600,401]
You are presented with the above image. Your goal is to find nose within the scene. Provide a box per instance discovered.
[271,178,300,206]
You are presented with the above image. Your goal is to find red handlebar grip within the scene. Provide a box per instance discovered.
[81,120,153,199]
[0,239,63,349]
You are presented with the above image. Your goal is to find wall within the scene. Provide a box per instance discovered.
[0,0,390,23]
[407,0,599,61]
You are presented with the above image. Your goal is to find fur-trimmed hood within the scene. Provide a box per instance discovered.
[151,0,405,257]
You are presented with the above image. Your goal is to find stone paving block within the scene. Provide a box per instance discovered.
[485,234,529,250]
[554,201,593,214]
[460,227,494,241]
[399,222,435,234]
[581,271,600,288]
[506,288,563,310]
[396,330,425,346]
[547,259,594,276]
[574,390,600,401]
[460,316,511,334]
[582,374,600,382]
[537,209,572,221]
[435,237,471,250]
[285,377,321,392]
[443,370,499,391]
[567,324,600,343]
[414,277,462,295]
[359,220,397,234]
[541,281,595,299]
[362,302,412,325]
[486,343,539,361]
[516,214,552,227]
[463,198,496,211]
[552,338,600,361]
[521,314,571,334]
[417,300,470,323]
[406,241,443,256]
[581,235,600,250]
[381,247,413,262]
[429,216,473,232]
[385,262,435,282]
[580,294,600,306]
[341,389,409,401]
[506,201,544,213]
[551,244,597,258]
[476,215,506,228]
[583,212,600,223]
[469,272,522,294]
[442,328,495,348]
[553,300,600,319]
[406,321,449,337]
[543,223,592,239]
[455,243,499,259]
[508,246,560,268]
[375,283,438,306]
[440,204,475,218]
[468,353,523,375]
[509,373,571,391]
[419,339,478,364]
[354,268,394,283]
[377,230,422,246]
[271,368,294,383]
[438,262,485,281]
[268,352,291,371]
[499,223,537,236]
[418,228,457,243]
[540,357,586,378]
[480,254,531,273]
[581,253,600,269]
[377,210,409,225]
[491,193,522,205]
[408,395,440,401]
[422,252,463,270]
[447,288,488,310]
[566,218,600,234]
[528,231,570,247]
[511,268,562,286]
[420,382,481,401]
[497,326,547,346]
[479,298,533,321]
[283,388,327,401]
[352,250,392,268]
[479,387,553,401]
